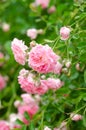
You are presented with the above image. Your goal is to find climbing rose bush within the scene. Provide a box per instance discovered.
[0,0,86,130]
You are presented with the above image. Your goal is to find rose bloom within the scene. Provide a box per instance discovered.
[43,78,63,91]
[70,113,82,121]
[18,103,39,124]
[21,93,35,105]
[48,6,56,14]
[29,44,58,74]
[0,121,10,130]
[35,0,50,9]
[60,27,70,40]
[53,62,62,74]
[35,80,49,95]
[0,75,6,90]
[2,23,10,32]
[18,69,36,94]
[11,38,28,65]
[27,28,38,40]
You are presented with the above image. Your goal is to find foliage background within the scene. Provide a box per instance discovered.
[0,0,86,129]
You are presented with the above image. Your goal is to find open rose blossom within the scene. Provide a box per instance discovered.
[70,113,82,121]
[26,28,38,40]
[0,75,6,90]
[35,0,50,9]
[35,80,49,95]
[11,38,28,65]
[0,121,10,130]
[53,62,62,74]
[60,27,70,40]
[21,93,35,104]
[18,69,36,94]
[29,44,60,74]
[46,78,63,90]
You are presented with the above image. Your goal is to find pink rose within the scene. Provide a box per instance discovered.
[35,80,49,95]
[45,78,63,90]
[11,38,28,65]
[27,28,38,39]
[0,75,6,90]
[0,121,10,130]
[60,27,70,40]
[29,44,58,74]
[70,113,82,121]
[48,6,56,14]
[18,104,39,120]
[18,69,36,94]
[53,62,62,74]
[21,93,35,104]
[35,0,50,9]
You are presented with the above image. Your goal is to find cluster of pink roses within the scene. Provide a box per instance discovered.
[18,68,63,95]
[0,93,40,129]
[11,38,63,95]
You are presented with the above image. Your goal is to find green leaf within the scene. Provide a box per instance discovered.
[24,111,30,121]
[22,125,27,130]
[16,119,24,125]
[29,122,35,130]
[83,113,86,127]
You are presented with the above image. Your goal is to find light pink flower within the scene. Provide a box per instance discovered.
[27,29,38,39]
[35,80,49,95]
[29,44,58,74]
[53,62,62,74]
[45,78,63,90]
[70,113,82,121]
[48,6,56,14]
[11,38,28,65]
[0,121,10,130]
[2,23,10,32]
[0,75,6,90]
[18,103,39,121]
[35,0,50,9]
[21,93,35,104]
[18,69,36,94]
[60,27,70,40]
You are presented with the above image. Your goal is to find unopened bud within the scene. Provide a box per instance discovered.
[30,41,36,48]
